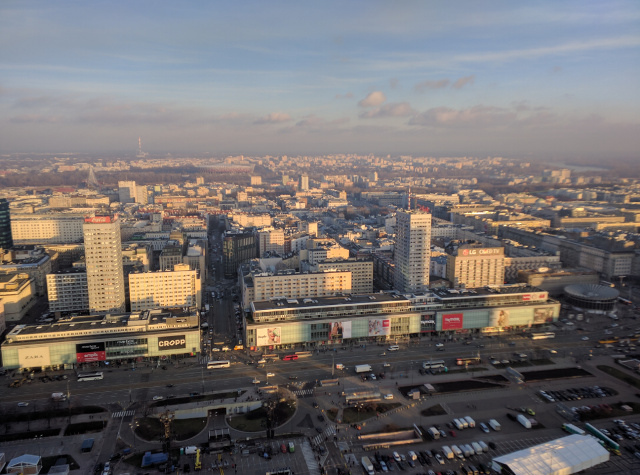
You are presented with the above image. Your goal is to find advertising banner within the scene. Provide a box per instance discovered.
[533,307,554,324]
[368,318,390,336]
[256,327,282,346]
[18,347,51,368]
[158,335,186,351]
[489,309,510,327]
[442,313,463,330]
[76,342,106,363]
[329,321,352,339]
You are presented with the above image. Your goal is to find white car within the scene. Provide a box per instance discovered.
[383,394,394,400]
[252,379,260,384]
[435,343,444,348]
[582,336,590,341]
[18,402,29,407]
[393,451,401,463]
[153,396,164,401]
[266,372,275,377]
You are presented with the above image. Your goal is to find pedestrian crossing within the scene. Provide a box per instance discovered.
[312,424,336,446]
[292,389,314,397]
[301,439,321,475]
[112,410,135,418]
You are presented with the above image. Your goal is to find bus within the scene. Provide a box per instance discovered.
[207,360,231,369]
[618,297,633,306]
[531,332,556,340]
[600,281,615,288]
[77,372,104,382]
[423,360,446,369]
[294,351,312,358]
[456,356,482,366]
[599,337,620,344]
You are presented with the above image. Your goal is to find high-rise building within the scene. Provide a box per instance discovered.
[445,242,505,289]
[118,180,137,204]
[0,198,13,250]
[129,264,201,312]
[84,216,126,314]
[394,209,431,293]
[299,174,309,191]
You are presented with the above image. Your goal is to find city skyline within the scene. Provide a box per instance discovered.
[1,1,639,160]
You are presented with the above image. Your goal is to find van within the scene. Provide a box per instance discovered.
[184,446,198,455]
[388,345,400,351]
[288,442,295,453]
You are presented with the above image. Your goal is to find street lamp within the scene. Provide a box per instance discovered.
[201,365,205,394]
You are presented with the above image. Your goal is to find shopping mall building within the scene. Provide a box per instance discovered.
[245,285,560,350]
[0,308,201,371]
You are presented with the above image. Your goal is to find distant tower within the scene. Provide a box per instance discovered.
[86,166,100,190]
[300,174,309,191]
[137,137,148,158]
[0,198,13,250]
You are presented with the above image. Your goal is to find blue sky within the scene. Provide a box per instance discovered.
[1,0,639,160]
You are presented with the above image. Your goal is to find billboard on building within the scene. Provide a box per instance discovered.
[533,307,554,324]
[18,347,51,368]
[158,335,186,351]
[368,318,390,336]
[489,309,510,328]
[256,327,282,346]
[442,313,463,330]
[329,321,352,339]
[76,342,106,363]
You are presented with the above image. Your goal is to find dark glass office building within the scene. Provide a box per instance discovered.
[0,198,13,250]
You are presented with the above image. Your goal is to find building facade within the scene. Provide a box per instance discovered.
[0,198,13,250]
[129,264,201,312]
[308,258,373,294]
[446,243,505,289]
[47,269,89,314]
[223,231,256,278]
[11,214,86,245]
[394,210,432,293]
[84,216,126,314]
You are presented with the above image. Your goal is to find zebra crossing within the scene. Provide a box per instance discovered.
[312,424,336,446]
[292,389,314,397]
[112,410,135,418]
[300,439,321,475]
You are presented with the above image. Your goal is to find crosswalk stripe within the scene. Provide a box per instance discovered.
[112,410,135,418]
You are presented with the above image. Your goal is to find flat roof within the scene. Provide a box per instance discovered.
[252,293,410,312]
[431,284,544,300]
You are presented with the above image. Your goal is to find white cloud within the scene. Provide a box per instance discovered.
[452,75,475,89]
[409,105,515,128]
[254,112,292,124]
[358,91,386,107]
[360,102,416,119]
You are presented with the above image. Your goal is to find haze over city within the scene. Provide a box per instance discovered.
[1,0,639,161]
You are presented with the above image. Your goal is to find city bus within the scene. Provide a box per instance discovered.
[531,332,556,340]
[207,360,231,369]
[456,356,482,366]
[599,337,620,344]
[77,371,104,382]
[294,351,312,358]
[422,360,446,369]
[618,297,633,306]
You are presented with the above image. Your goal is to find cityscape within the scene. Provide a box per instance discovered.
[1,2,640,475]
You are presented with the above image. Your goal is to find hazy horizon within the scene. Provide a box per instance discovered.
[1,1,639,161]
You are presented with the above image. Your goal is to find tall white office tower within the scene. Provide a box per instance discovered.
[118,180,137,204]
[393,209,432,293]
[84,216,126,314]
[299,174,309,191]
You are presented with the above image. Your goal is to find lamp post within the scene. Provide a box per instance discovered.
[201,365,205,394]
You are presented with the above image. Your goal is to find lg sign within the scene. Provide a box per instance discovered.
[442,313,464,330]
[158,335,186,351]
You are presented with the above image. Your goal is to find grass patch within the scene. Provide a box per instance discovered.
[135,416,208,441]
[227,399,296,433]
[597,365,640,389]
[420,404,447,417]
[341,402,401,424]
[327,408,339,422]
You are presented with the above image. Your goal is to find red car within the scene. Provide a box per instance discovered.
[283,354,298,361]
[449,430,456,437]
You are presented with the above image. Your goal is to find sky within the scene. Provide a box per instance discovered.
[1,0,639,161]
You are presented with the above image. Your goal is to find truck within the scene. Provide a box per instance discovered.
[51,392,67,402]
[489,419,501,431]
[464,416,476,428]
[451,445,464,459]
[477,440,489,453]
[442,446,454,460]
[562,423,586,435]
[585,423,621,455]
[453,418,465,430]
[427,427,440,440]
[361,456,375,475]
[460,418,469,429]
[355,364,372,373]
[471,442,483,455]
[517,414,532,429]
[461,444,473,457]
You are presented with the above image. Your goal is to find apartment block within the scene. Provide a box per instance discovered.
[129,263,201,312]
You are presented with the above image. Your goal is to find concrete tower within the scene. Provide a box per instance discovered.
[84,215,126,314]
[394,209,431,293]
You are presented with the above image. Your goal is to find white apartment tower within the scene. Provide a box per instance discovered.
[394,209,432,293]
[129,264,201,312]
[83,216,126,314]
[118,180,137,204]
[299,174,309,191]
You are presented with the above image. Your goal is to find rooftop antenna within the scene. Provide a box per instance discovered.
[137,136,148,158]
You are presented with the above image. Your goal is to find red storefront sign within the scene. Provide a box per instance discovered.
[77,351,106,363]
[442,313,463,330]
